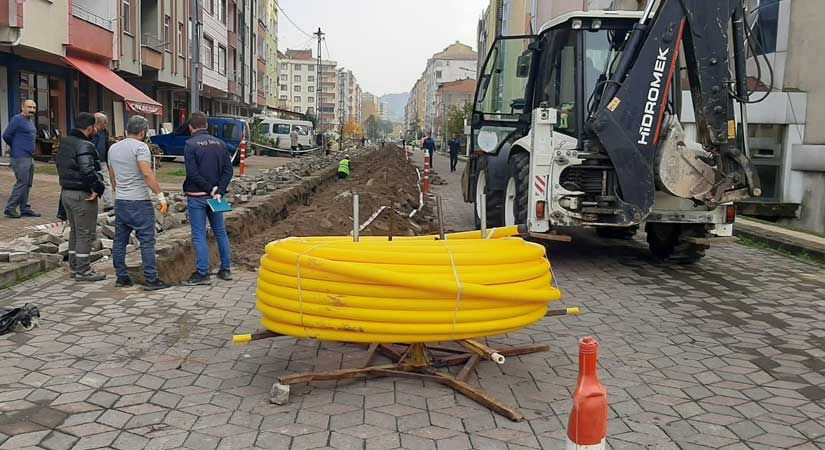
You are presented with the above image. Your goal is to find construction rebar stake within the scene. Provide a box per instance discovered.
[436,195,445,240]
[353,193,360,242]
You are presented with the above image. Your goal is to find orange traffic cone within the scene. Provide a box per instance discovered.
[567,336,607,449]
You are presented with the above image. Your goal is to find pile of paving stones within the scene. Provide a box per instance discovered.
[0,147,364,269]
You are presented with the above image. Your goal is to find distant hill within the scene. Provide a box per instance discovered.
[380,92,409,123]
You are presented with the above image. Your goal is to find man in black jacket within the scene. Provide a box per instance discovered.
[183,112,233,285]
[55,112,106,282]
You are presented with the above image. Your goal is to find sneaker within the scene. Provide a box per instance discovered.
[20,211,41,217]
[184,272,211,286]
[75,271,106,282]
[4,210,21,219]
[115,276,134,287]
[217,269,232,281]
[144,279,171,291]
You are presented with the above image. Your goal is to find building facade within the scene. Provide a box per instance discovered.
[278,49,338,130]
[434,78,476,147]
[1,0,278,150]
[337,68,360,128]
[361,92,380,122]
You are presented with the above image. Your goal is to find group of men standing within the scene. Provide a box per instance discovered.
[2,103,233,290]
[419,134,462,172]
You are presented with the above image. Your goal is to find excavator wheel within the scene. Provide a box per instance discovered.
[596,226,639,240]
[503,151,530,226]
[473,167,504,229]
[646,223,709,264]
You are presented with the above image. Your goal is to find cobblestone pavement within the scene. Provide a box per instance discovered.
[0,156,289,241]
[1,151,824,449]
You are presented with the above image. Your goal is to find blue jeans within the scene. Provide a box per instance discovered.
[4,156,34,214]
[188,197,231,275]
[113,200,158,282]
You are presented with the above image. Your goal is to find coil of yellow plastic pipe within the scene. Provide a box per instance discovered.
[256,226,562,343]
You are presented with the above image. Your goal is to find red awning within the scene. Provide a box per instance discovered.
[65,56,163,116]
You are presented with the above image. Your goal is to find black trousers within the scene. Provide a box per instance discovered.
[450,153,458,172]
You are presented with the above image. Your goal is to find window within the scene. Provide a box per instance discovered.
[280,95,288,100]
[307,107,314,115]
[223,123,241,140]
[274,124,291,134]
[280,84,287,91]
[218,45,226,75]
[294,96,301,103]
[123,0,131,33]
[177,23,184,56]
[218,0,226,24]
[227,3,235,31]
[280,74,287,81]
[295,64,301,71]
[532,30,575,135]
[208,0,214,15]
[308,86,315,93]
[308,96,315,103]
[163,16,170,49]
[294,85,301,92]
[308,65,315,71]
[280,63,288,69]
[229,48,236,74]
[750,0,779,55]
[203,36,214,69]
[294,75,301,82]
[435,70,442,79]
[294,106,302,113]
[308,75,315,82]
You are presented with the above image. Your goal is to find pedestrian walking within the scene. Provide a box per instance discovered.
[422,135,435,163]
[290,126,299,157]
[107,115,170,291]
[3,99,41,219]
[337,155,352,179]
[55,112,106,282]
[449,134,461,173]
[92,113,115,212]
[183,112,233,286]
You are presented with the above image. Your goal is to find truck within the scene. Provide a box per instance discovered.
[150,116,250,166]
[462,0,762,263]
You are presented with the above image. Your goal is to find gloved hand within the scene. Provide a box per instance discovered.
[157,193,168,216]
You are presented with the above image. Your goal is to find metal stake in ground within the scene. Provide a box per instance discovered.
[353,193,360,242]
[436,194,445,240]
[481,193,487,239]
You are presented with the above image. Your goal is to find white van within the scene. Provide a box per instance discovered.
[259,119,314,150]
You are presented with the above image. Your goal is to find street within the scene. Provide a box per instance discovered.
[1,154,824,450]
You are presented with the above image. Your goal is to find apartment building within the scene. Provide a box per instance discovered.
[337,69,360,125]
[362,92,380,121]
[1,0,279,148]
[265,0,279,110]
[404,42,476,138]
[278,49,338,130]
[434,78,476,146]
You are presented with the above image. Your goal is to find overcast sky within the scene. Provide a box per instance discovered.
[277,0,489,97]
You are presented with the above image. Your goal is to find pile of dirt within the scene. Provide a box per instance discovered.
[233,146,438,270]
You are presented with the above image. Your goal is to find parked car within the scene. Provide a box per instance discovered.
[150,116,249,165]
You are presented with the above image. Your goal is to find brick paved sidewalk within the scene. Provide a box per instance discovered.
[0,151,824,449]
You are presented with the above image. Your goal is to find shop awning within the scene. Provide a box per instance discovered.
[65,56,163,116]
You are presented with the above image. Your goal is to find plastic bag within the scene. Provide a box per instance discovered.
[0,304,40,335]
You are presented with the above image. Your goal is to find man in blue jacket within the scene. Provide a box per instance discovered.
[183,112,234,286]
[3,99,41,219]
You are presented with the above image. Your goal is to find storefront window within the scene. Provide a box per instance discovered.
[19,71,57,138]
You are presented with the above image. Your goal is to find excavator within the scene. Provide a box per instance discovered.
[462,0,764,263]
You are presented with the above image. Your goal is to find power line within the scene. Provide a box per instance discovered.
[276,3,313,38]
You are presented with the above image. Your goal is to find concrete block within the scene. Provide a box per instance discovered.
[36,244,59,254]
[47,233,64,246]
[101,239,113,250]
[9,252,29,263]
[126,245,136,253]
[173,202,187,213]
[97,213,110,226]
[62,227,71,241]
[99,225,115,239]
[91,240,102,252]
[58,242,69,255]
[29,253,63,265]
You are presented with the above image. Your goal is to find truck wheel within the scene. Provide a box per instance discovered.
[596,226,638,240]
[503,152,530,226]
[473,169,503,229]
[646,223,708,264]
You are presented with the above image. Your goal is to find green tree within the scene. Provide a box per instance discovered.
[447,102,472,139]
[363,115,380,140]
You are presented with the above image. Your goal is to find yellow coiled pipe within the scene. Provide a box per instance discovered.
[256,226,562,343]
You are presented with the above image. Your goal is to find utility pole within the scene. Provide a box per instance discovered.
[189,0,201,113]
[313,27,324,129]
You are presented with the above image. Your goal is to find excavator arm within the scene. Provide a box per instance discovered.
[589,0,761,220]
